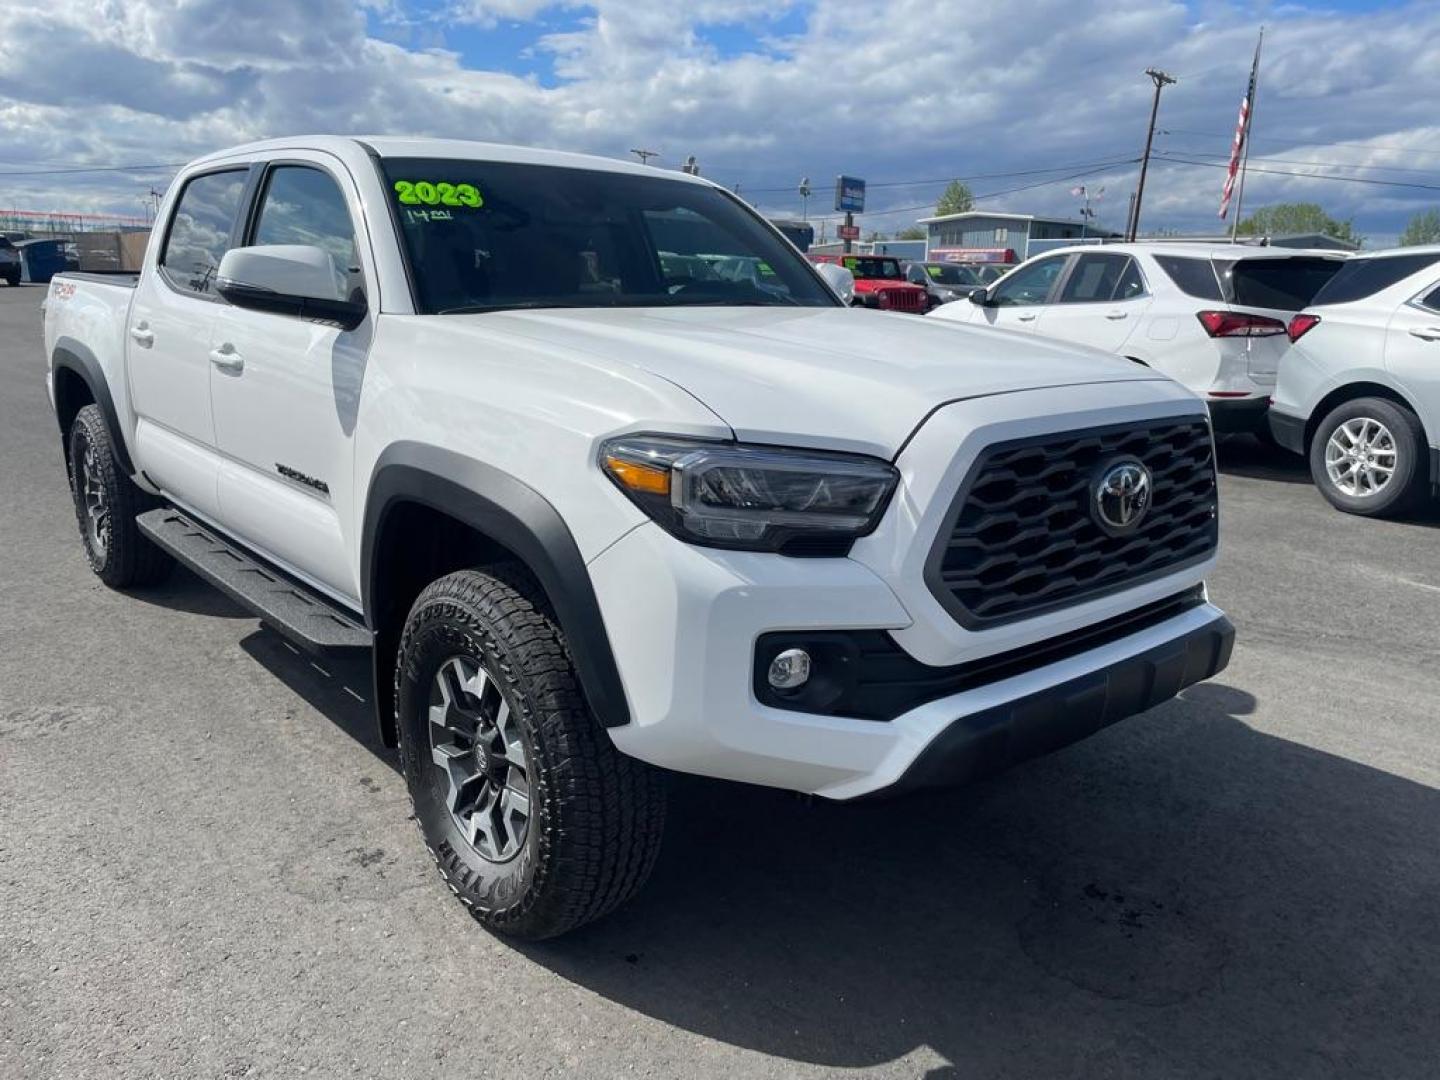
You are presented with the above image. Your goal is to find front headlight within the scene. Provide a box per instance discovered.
[599,435,898,555]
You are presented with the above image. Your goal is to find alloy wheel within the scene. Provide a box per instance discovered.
[428,655,531,862]
[77,433,110,558]
[1324,417,1397,498]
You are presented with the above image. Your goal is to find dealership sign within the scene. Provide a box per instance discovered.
[837,224,861,240]
[834,176,866,214]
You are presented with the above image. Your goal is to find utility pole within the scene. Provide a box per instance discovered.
[681,155,699,176]
[799,177,811,221]
[629,148,659,166]
[1126,67,1176,241]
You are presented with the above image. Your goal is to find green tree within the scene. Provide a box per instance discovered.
[894,226,927,241]
[935,180,975,217]
[1399,209,1440,246]
[1236,202,1362,246]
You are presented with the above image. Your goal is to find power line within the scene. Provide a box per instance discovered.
[1164,126,1440,161]
[0,162,184,178]
[731,156,1142,196]
[798,162,1138,225]
[1156,153,1440,193]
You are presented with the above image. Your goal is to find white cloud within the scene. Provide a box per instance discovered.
[2,0,1439,242]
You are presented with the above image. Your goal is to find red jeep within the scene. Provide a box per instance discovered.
[809,254,928,313]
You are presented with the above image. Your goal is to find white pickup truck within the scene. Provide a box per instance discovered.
[44,136,1233,938]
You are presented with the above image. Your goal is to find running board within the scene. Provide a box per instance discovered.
[136,508,371,656]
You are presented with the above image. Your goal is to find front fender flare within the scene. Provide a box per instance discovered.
[361,443,632,734]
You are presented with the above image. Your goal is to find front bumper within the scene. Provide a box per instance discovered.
[590,522,1231,800]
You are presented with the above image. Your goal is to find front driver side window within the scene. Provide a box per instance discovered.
[991,256,1067,307]
[251,165,362,297]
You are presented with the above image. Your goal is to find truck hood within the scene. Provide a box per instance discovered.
[467,306,1171,458]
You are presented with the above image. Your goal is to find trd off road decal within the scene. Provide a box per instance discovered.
[275,463,330,496]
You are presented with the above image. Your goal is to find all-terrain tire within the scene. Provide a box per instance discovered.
[1308,396,1429,518]
[395,567,666,939]
[67,404,174,587]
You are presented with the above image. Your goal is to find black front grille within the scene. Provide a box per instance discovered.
[926,417,1217,627]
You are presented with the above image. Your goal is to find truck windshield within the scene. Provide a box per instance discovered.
[379,158,837,314]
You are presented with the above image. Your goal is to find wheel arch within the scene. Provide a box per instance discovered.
[51,338,133,474]
[1305,380,1428,449]
[361,443,632,747]
[1306,380,1437,488]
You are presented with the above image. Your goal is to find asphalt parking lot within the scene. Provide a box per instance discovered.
[2,281,1437,1080]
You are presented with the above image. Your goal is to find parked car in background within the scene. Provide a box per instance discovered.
[903,260,985,309]
[928,243,1346,435]
[809,253,927,313]
[1269,247,1440,517]
[0,237,21,286]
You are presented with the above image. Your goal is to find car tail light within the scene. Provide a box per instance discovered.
[1287,313,1321,342]
[1196,310,1287,338]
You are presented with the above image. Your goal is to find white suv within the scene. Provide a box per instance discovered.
[928,243,1345,436]
[1269,247,1440,517]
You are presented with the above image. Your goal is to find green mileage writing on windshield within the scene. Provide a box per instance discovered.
[393,180,484,208]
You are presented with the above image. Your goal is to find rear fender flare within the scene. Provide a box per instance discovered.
[51,337,134,475]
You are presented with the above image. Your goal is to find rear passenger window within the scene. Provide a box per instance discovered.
[1154,255,1223,301]
[1420,285,1440,312]
[1311,254,1440,307]
[1058,253,1128,303]
[1115,258,1146,300]
[161,170,247,296]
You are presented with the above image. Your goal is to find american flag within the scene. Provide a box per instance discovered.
[1219,35,1263,220]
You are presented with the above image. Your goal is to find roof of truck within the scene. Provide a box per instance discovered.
[188,135,712,186]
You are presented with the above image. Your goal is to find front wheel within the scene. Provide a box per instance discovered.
[1308,396,1429,517]
[395,568,666,939]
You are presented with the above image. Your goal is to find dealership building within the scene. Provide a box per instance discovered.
[919,210,1121,263]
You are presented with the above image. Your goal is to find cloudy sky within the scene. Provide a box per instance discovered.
[1,0,1437,246]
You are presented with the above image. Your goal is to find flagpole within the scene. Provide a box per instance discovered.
[1230,27,1264,241]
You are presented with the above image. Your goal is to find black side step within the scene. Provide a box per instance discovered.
[137,508,371,656]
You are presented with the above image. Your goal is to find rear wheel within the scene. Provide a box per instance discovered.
[1308,396,1428,517]
[395,568,665,939]
[67,404,173,587]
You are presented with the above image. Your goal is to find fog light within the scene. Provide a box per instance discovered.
[767,648,811,691]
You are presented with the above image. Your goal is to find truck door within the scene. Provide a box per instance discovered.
[208,157,374,604]
[127,167,251,522]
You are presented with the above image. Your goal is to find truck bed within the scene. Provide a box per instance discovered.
[54,271,139,288]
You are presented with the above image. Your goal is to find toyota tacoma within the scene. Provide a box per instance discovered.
[43,137,1232,938]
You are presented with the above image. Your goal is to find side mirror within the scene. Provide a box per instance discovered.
[969,288,992,306]
[813,261,856,305]
[216,245,367,331]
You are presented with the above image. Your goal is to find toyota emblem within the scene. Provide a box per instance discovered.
[1093,459,1152,535]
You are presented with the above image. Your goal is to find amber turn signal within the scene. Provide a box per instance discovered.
[603,455,671,496]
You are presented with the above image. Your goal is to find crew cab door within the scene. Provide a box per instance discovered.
[972,254,1069,333]
[127,167,252,521]
[1035,252,1152,353]
[208,157,376,603]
